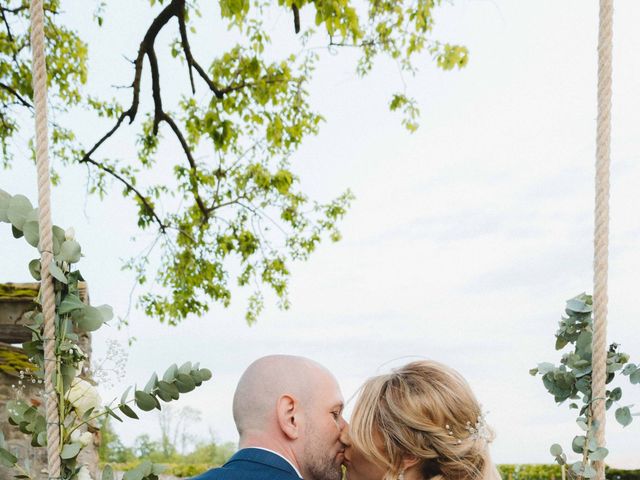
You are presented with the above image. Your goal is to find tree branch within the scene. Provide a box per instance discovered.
[80,156,168,233]
[159,112,209,218]
[0,82,32,108]
[176,3,223,98]
[292,4,300,34]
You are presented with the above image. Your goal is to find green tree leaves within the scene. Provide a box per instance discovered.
[2,0,468,326]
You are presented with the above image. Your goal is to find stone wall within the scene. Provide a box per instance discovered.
[0,282,99,479]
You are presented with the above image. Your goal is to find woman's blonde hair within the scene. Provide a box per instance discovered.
[350,360,499,480]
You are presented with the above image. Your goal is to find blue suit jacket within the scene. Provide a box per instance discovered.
[193,448,302,480]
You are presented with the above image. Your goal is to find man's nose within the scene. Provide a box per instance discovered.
[339,423,351,446]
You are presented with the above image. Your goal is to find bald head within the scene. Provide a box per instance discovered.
[232,355,333,437]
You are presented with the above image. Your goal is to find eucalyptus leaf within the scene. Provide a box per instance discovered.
[102,465,114,480]
[199,368,212,381]
[156,389,173,402]
[178,361,192,375]
[106,407,123,423]
[144,372,158,394]
[60,442,81,459]
[571,435,585,454]
[550,444,563,456]
[158,380,180,400]
[576,330,592,354]
[630,369,640,384]
[58,294,86,314]
[139,460,153,477]
[82,407,96,422]
[537,362,555,375]
[590,447,609,461]
[0,446,17,467]
[567,297,592,313]
[59,239,82,263]
[122,468,144,480]
[162,364,178,383]
[7,194,33,230]
[28,259,41,281]
[97,304,114,323]
[175,373,196,393]
[12,224,23,238]
[0,189,10,222]
[61,364,76,391]
[583,465,597,479]
[48,261,68,284]
[134,390,157,411]
[615,406,632,427]
[152,463,168,474]
[75,305,104,332]
[121,385,132,405]
[52,225,65,256]
[22,220,39,247]
[119,404,140,420]
[571,462,585,475]
[610,387,622,402]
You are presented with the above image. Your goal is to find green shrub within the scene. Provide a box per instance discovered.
[497,465,640,480]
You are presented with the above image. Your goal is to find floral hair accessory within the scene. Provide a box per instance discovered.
[464,410,492,443]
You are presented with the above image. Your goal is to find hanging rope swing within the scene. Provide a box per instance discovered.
[25,1,614,480]
[592,1,613,479]
[29,0,61,479]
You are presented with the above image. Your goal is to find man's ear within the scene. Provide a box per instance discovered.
[276,394,300,440]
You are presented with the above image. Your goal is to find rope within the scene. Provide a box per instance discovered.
[592,1,613,479]
[29,0,61,478]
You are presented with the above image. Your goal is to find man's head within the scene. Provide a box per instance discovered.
[232,355,347,480]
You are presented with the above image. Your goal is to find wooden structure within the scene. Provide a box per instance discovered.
[0,282,98,479]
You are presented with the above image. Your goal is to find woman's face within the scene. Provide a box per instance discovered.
[341,427,387,480]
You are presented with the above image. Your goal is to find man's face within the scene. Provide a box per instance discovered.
[300,371,347,480]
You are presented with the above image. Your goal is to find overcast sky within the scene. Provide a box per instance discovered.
[2,0,640,468]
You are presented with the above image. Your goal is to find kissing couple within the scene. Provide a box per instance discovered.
[193,355,501,480]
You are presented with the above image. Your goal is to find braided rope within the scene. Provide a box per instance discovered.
[592,1,613,479]
[29,0,61,478]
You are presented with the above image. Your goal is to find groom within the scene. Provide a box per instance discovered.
[193,355,348,480]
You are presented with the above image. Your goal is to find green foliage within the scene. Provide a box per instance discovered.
[497,465,640,480]
[1,190,212,480]
[1,0,467,326]
[0,0,87,170]
[531,294,640,479]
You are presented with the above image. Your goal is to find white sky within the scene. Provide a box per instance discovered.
[2,0,640,468]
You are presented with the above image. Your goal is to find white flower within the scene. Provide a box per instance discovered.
[70,429,93,447]
[66,378,102,417]
[65,227,76,241]
[77,465,93,480]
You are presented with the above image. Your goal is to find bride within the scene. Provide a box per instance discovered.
[341,360,502,480]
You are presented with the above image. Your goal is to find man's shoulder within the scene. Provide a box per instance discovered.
[192,448,301,480]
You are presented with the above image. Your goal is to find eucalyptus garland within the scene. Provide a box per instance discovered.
[0,189,212,480]
[531,293,640,479]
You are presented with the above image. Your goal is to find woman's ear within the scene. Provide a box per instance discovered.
[276,394,300,440]
[402,455,420,471]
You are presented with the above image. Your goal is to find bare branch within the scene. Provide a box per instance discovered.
[159,112,209,218]
[176,3,224,98]
[292,4,300,34]
[80,155,168,233]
